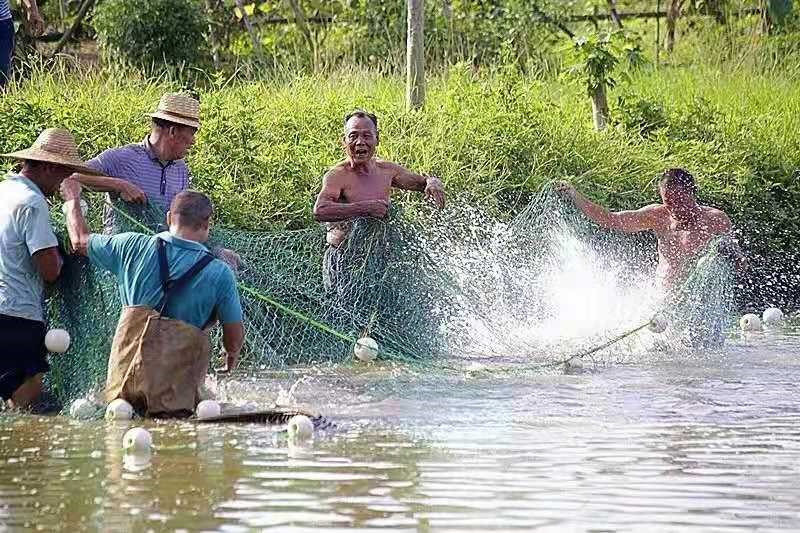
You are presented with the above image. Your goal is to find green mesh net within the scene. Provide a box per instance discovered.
[44,195,455,405]
[42,186,737,406]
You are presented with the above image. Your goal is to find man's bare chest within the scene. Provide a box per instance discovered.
[340,172,393,202]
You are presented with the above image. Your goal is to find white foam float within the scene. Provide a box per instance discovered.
[739,314,762,332]
[123,427,152,453]
[762,307,784,326]
[105,398,134,421]
[354,337,379,362]
[196,399,221,420]
[287,414,314,442]
[45,329,71,354]
[648,314,668,334]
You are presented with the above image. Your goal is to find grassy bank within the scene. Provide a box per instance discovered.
[1,63,799,304]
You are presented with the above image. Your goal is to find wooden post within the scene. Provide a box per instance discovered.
[591,83,609,131]
[607,0,624,28]
[406,0,425,110]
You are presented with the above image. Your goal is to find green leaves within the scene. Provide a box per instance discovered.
[563,30,644,96]
[92,0,209,71]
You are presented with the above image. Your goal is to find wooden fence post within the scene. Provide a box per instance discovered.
[406,0,425,110]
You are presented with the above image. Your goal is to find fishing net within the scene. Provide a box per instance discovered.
[44,195,456,405]
[42,185,738,405]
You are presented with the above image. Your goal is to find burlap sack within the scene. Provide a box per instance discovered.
[104,305,211,417]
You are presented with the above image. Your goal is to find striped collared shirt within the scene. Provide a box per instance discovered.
[0,0,11,21]
[87,136,191,229]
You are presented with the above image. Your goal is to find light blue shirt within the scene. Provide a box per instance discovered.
[88,231,242,329]
[0,175,59,322]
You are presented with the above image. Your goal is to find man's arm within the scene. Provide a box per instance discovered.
[19,201,61,283]
[712,211,748,270]
[220,322,245,372]
[61,179,92,256]
[71,173,147,204]
[389,164,445,209]
[313,169,388,222]
[557,182,662,233]
[32,249,62,283]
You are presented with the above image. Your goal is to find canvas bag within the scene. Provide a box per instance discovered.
[104,238,215,417]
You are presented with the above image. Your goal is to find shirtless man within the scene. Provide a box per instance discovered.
[557,168,745,289]
[313,110,445,288]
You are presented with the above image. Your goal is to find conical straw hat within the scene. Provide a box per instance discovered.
[148,93,201,129]
[1,128,99,175]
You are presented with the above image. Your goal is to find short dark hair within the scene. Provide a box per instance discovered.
[344,110,378,132]
[170,191,213,229]
[660,168,697,196]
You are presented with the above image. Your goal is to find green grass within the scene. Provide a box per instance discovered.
[1,60,799,259]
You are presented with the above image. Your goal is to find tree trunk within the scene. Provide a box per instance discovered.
[406,0,425,110]
[235,0,264,62]
[52,0,95,56]
[591,83,609,131]
[285,0,319,72]
[607,0,624,28]
[664,0,681,52]
[204,0,221,70]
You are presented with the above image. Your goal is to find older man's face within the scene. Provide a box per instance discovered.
[168,125,197,160]
[343,116,378,164]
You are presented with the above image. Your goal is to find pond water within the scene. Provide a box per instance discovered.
[1,326,800,531]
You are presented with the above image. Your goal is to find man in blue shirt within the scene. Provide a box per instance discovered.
[0,128,97,409]
[61,181,244,416]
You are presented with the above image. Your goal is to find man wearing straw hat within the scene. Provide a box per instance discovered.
[0,128,97,409]
[72,92,201,230]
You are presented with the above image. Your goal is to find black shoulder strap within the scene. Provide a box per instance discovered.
[156,238,215,315]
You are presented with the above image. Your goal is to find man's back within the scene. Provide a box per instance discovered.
[88,231,241,329]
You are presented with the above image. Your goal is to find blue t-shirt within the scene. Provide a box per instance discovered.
[0,1,11,22]
[88,231,242,329]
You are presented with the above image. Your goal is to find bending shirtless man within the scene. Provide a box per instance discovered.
[313,110,445,288]
[558,168,745,289]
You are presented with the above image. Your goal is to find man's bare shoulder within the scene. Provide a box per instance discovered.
[324,161,352,180]
[701,205,732,230]
[374,159,407,173]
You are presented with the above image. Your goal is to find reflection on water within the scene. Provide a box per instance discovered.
[2,329,800,531]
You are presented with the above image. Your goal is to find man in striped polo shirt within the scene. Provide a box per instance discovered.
[73,93,199,231]
[1,0,43,87]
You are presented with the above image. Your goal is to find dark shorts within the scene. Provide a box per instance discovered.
[0,314,49,400]
[0,18,14,87]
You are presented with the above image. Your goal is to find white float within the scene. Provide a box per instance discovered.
[196,399,222,420]
[61,198,88,217]
[287,414,314,442]
[648,314,668,334]
[105,398,134,421]
[44,329,71,354]
[69,398,97,420]
[739,313,762,332]
[123,427,152,453]
[354,337,379,362]
[762,307,784,326]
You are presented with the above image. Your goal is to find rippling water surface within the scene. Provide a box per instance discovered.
[2,327,800,531]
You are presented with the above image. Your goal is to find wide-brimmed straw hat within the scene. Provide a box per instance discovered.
[148,93,201,129]
[1,128,99,175]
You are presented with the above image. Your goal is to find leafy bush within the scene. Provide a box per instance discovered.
[613,94,668,137]
[93,0,209,70]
